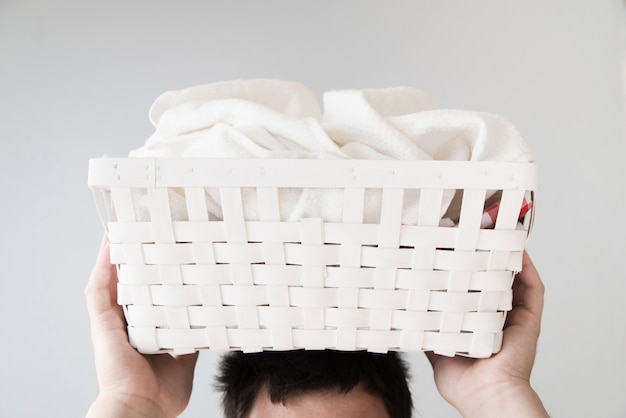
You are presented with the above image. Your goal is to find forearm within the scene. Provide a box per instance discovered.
[455,383,548,418]
[86,394,168,418]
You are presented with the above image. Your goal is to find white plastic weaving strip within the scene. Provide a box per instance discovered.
[369,309,393,331]
[300,218,324,245]
[302,307,325,329]
[470,332,502,358]
[417,189,445,226]
[165,306,191,329]
[110,243,144,265]
[184,187,209,221]
[411,247,437,270]
[455,189,486,251]
[336,328,358,350]
[111,187,136,222]
[374,268,397,290]
[487,250,511,271]
[192,242,216,265]
[92,189,115,225]
[266,284,290,306]
[148,188,175,243]
[236,306,260,329]
[198,285,222,306]
[230,264,253,286]
[261,241,286,265]
[400,328,425,351]
[128,327,159,353]
[301,265,325,288]
[406,289,431,311]
[337,287,359,309]
[495,189,525,230]
[339,243,362,268]
[377,188,403,248]
[447,271,472,292]
[187,306,235,326]
[158,265,183,285]
[271,327,294,350]
[220,187,247,243]
[207,326,230,350]
[342,188,365,223]
[256,187,281,221]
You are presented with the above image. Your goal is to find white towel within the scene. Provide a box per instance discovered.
[131,80,342,160]
[322,88,533,163]
[129,79,533,224]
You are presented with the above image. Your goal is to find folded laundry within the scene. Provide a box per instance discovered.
[129,80,534,225]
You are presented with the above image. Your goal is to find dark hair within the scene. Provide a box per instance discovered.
[214,350,413,418]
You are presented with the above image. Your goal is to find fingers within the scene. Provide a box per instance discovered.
[503,251,545,351]
[425,350,439,368]
[85,234,119,319]
[85,235,132,368]
[169,352,201,374]
[512,252,545,319]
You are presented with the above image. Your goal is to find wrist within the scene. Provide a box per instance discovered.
[86,393,169,418]
[454,381,549,418]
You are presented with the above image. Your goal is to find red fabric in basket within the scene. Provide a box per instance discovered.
[480,191,533,229]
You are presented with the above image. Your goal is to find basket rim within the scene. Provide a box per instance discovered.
[88,157,539,190]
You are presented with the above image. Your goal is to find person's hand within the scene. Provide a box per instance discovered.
[426,252,549,417]
[85,236,198,418]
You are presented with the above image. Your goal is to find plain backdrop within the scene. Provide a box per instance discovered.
[1,1,625,417]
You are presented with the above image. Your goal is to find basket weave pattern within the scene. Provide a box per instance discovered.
[89,158,538,358]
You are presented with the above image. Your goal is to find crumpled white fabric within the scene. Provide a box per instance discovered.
[130,79,533,224]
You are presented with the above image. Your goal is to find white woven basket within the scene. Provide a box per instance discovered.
[88,157,538,358]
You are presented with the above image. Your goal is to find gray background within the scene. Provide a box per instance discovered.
[1,1,625,417]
